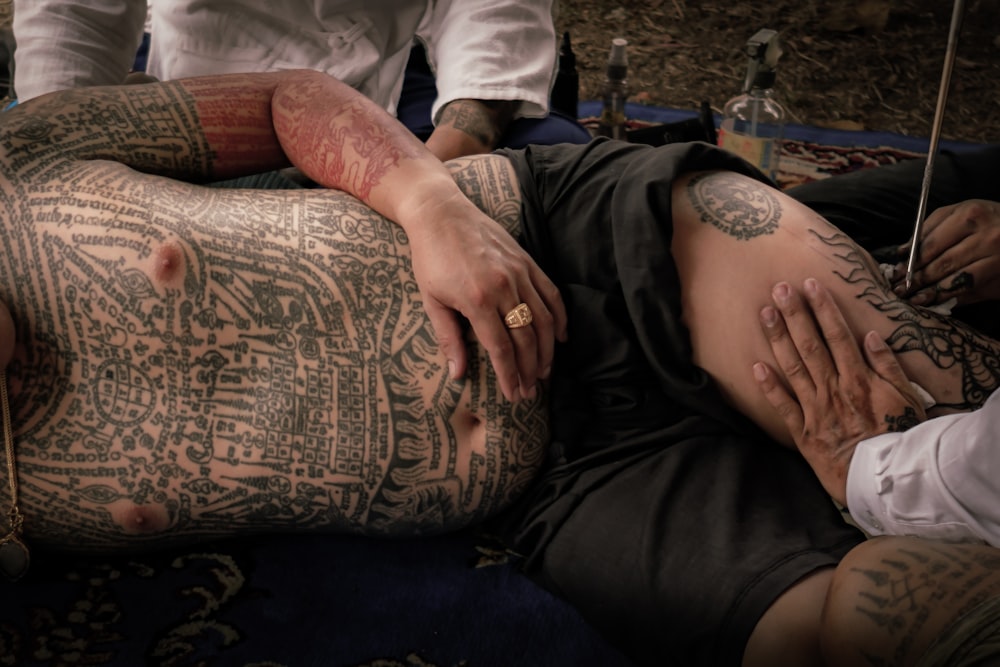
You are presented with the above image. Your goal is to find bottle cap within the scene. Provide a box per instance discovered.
[608,38,628,67]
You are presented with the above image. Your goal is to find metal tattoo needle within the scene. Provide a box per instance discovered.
[904,0,965,291]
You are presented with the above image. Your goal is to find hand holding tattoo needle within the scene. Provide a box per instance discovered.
[892,199,1000,307]
[752,278,926,506]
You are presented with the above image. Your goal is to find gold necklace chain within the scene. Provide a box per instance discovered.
[0,369,29,580]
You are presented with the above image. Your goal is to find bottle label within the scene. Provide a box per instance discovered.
[717,128,777,177]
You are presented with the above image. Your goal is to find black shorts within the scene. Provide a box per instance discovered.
[490,140,865,666]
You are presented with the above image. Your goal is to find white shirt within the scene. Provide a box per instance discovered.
[12,0,557,121]
[848,387,1000,546]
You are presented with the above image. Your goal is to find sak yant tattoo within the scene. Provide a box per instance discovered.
[846,541,1000,666]
[813,228,1000,411]
[686,171,781,240]
[0,82,546,551]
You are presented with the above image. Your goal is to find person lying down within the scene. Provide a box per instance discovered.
[2,68,1000,667]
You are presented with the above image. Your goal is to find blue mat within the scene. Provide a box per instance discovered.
[578,100,986,153]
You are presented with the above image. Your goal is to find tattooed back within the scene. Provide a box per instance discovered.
[0,87,547,551]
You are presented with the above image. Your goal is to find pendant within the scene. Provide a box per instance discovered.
[0,532,29,581]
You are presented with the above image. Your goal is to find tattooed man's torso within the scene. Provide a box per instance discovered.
[0,84,546,550]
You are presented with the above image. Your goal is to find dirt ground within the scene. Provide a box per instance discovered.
[555,0,1000,143]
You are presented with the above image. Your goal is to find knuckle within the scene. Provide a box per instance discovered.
[797,337,824,359]
[783,358,808,379]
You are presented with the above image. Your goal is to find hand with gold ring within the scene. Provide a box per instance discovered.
[404,192,567,403]
[504,303,533,329]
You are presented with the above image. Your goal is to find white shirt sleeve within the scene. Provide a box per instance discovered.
[422,0,558,123]
[12,0,147,101]
[847,388,1000,546]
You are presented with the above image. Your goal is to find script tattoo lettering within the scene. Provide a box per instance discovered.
[0,82,546,550]
[686,171,781,240]
[846,542,1000,666]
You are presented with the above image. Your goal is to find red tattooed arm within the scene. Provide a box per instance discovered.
[239,70,567,401]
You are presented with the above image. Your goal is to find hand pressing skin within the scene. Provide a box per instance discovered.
[752,278,926,506]
[890,199,1000,307]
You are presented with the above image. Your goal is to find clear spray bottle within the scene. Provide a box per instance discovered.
[718,29,786,181]
[597,38,629,140]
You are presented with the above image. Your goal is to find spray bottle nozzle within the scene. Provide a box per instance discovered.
[742,28,782,93]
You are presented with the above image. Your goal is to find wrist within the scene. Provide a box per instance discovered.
[391,174,477,234]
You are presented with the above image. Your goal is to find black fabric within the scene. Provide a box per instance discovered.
[490,139,865,667]
[787,144,1000,252]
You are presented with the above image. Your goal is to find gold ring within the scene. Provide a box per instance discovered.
[504,302,533,329]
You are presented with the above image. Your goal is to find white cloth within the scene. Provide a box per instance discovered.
[847,388,1000,546]
[12,0,557,121]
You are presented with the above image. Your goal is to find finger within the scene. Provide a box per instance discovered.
[860,331,922,414]
[770,281,837,388]
[423,298,468,381]
[501,299,542,400]
[473,308,521,402]
[530,261,568,343]
[518,290,553,388]
[915,204,966,268]
[900,237,985,305]
[522,264,563,376]
[907,271,974,307]
[759,300,816,398]
[800,278,867,376]
[752,361,805,438]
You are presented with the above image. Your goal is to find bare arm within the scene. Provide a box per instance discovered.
[426,99,517,161]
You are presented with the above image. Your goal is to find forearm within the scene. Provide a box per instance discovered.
[427,0,557,122]
[268,71,481,231]
[18,69,468,230]
[848,389,1000,546]
[12,0,146,101]
[425,99,518,160]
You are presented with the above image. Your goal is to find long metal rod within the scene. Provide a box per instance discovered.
[904,0,966,290]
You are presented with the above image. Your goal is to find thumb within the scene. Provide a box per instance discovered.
[424,298,466,380]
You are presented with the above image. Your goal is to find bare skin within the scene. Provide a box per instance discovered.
[754,278,926,506]
[5,72,1000,665]
[426,98,517,161]
[671,170,1000,448]
[891,199,1000,307]
[668,169,1000,666]
[0,72,550,551]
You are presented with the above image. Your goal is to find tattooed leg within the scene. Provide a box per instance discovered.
[671,170,1000,446]
[822,537,1000,667]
